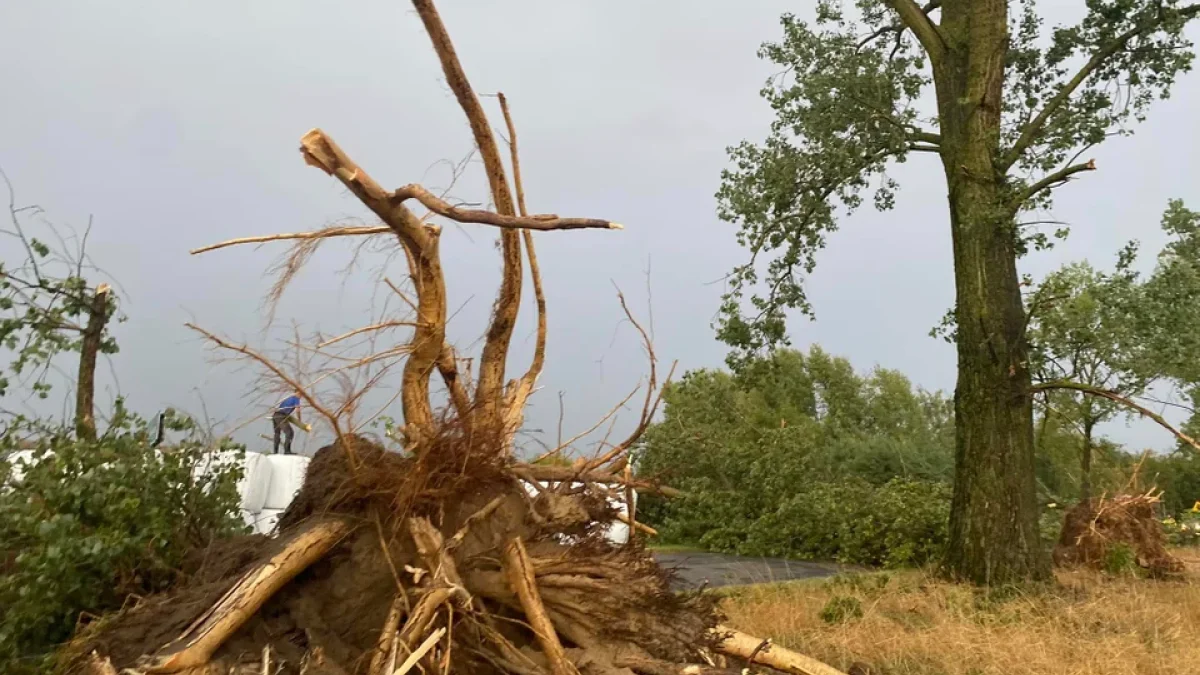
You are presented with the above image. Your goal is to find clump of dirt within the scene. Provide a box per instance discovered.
[1053,491,1184,578]
[67,432,723,675]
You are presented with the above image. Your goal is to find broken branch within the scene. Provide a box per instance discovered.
[190,226,390,255]
[394,184,622,232]
[1014,159,1096,207]
[1033,380,1200,452]
[140,518,352,673]
[715,626,848,675]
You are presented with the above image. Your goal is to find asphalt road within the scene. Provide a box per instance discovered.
[652,550,848,590]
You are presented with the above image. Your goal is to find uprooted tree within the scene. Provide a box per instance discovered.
[718,0,1200,583]
[67,3,845,675]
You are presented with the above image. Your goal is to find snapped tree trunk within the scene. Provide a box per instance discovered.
[75,284,112,441]
[936,0,1050,584]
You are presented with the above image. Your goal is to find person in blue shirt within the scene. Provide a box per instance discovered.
[272,393,303,455]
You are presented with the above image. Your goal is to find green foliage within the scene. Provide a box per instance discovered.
[0,405,247,674]
[742,477,951,567]
[0,177,122,400]
[636,347,954,567]
[1102,542,1139,576]
[819,595,864,624]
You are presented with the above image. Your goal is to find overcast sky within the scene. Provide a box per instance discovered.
[2,1,1198,456]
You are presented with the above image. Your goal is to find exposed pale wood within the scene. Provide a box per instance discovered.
[140,518,352,673]
[190,226,390,255]
[87,652,118,675]
[369,594,407,675]
[393,627,446,675]
[398,588,455,649]
[299,128,445,443]
[503,537,580,675]
[714,626,847,675]
[616,512,658,536]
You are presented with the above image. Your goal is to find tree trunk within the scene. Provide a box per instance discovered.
[75,284,111,441]
[1080,418,1095,502]
[935,0,1051,584]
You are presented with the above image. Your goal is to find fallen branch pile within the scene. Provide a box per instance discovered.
[63,2,847,674]
[1054,489,1184,578]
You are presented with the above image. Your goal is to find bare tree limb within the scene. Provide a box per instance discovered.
[190,226,390,255]
[317,321,418,349]
[880,0,946,66]
[1013,159,1096,207]
[584,289,677,473]
[185,322,354,462]
[394,184,621,232]
[1033,380,1200,452]
[714,626,847,675]
[299,128,446,443]
[410,0,525,433]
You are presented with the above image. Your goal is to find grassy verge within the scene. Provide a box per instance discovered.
[646,543,703,553]
[720,551,1200,675]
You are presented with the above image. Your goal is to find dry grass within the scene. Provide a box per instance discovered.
[721,550,1200,675]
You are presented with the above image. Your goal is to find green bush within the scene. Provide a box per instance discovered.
[0,406,246,674]
[738,477,950,567]
[819,595,864,624]
[1102,542,1139,576]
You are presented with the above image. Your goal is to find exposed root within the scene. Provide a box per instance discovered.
[66,438,724,675]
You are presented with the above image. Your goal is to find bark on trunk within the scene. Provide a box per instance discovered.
[935,0,1051,584]
[75,284,111,441]
[1080,418,1095,503]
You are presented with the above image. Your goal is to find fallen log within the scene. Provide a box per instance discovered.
[715,626,847,675]
[138,518,352,673]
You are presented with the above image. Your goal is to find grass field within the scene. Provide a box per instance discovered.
[721,550,1200,675]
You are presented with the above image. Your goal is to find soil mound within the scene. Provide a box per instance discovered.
[67,434,723,675]
[1053,491,1184,578]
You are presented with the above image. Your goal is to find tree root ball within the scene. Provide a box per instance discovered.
[65,435,723,675]
[1053,492,1184,578]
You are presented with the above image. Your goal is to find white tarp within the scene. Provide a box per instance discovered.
[262,454,310,510]
[2,450,37,485]
[194,450,272,514]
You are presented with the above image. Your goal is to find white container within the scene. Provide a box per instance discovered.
[194,450,272,513]
[262,454,310,510]
[2,450,38,485]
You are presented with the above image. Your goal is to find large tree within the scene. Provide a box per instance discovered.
[718,0,1199,583]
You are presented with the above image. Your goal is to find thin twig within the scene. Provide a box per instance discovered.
[191,226,390,255]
